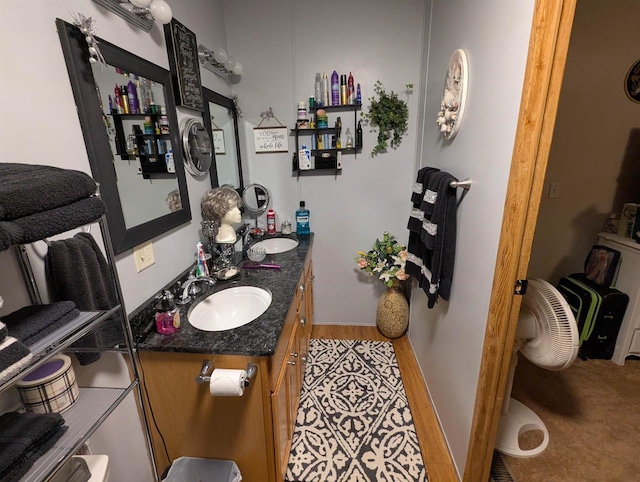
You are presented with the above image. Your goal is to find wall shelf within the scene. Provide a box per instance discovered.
[292,103,362,174]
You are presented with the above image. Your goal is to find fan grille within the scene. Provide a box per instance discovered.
[519,279,579,370]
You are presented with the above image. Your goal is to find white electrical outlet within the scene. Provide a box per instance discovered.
[133,241,155,272]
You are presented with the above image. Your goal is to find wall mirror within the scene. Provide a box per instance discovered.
[56,19,191,254]
[202,88,243,191]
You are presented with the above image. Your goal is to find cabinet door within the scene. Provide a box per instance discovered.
[272,321,299,481]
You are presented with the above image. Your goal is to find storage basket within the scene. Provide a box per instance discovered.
[16,354,79,413]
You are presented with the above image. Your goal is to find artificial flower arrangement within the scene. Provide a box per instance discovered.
[355,232,409,287]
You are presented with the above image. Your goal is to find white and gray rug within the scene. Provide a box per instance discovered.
[286,339,427,482]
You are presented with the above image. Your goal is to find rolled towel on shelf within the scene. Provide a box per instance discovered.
[0,336,33,385]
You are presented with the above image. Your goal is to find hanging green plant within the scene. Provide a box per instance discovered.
[362,81,412,156]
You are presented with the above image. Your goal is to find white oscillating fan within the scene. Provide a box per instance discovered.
[495,278,579,458]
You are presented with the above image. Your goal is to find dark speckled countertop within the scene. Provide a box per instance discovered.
[134,234,313,357]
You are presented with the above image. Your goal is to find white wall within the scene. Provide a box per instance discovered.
[409,0,535,476]
[223,0,426,326]
[528,0,640,283]
[0,1,230,480]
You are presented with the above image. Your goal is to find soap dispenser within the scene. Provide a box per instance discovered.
[154,290,180,335]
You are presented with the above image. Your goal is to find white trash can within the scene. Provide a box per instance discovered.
[163,457,241,482]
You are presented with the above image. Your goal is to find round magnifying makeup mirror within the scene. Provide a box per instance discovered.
[182,118,212,176]
[242,183,270,216]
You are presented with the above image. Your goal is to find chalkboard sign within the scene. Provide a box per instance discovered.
[164,19,203,112]
[253,127,289,153]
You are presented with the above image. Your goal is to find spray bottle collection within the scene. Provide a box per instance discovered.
[313,71,361,108]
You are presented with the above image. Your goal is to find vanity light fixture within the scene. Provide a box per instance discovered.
[198,44,243,80]
[92,0,172,32]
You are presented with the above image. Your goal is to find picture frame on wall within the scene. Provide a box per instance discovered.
[164,18,204,112]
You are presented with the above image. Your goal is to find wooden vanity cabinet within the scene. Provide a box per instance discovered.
[271,257,314,481]
[141,250,314,482]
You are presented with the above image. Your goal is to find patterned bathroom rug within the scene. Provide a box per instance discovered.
[286,339,427,482]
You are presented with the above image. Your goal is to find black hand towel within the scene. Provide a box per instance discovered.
[45,233,124,365]
[0,336,33,385]
[1,301,77,344]
[0,321,7,341]
[0,163,98,221]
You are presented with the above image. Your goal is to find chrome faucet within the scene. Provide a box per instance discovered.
[177,276,216,304]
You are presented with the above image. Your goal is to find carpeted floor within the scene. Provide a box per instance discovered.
[506,354,640,482]
[286,339,427,482]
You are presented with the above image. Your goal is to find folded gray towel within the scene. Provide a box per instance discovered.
[0,163,98,221]
[0,411,67,482]
[1,301,77,343]
[0,336,33,385]
[1,423,67,482]
[0,197,106,252]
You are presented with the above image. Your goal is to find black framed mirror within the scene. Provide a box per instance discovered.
[56,18,191,254]
[202,88,244,191]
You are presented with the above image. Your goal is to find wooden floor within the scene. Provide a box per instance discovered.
[312,325,458,482]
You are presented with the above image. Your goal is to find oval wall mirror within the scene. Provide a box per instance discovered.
[182,118,212,176]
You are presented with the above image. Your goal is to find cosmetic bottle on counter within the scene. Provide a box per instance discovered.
[155,290,180,335]
[296,201,310,235]
[267,209,277,234]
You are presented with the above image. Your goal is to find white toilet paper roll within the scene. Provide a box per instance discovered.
[209,369,247,396]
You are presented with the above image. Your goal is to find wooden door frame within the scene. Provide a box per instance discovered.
[463,1,577,481]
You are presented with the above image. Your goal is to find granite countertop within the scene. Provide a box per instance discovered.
[134,233,313,357]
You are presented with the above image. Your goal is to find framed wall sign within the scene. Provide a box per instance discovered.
[164,18,203,112]
[212,129,226,154]
[253,127,288,153]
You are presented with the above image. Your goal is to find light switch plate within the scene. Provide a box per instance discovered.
[133,241,155,272]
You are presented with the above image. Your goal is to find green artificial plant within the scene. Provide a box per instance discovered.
[362,81,413,156]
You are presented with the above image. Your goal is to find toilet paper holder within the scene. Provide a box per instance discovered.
[195,360,257,387]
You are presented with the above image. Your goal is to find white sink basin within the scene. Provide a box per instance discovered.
[252,237,299,254]
[187,286,272,332]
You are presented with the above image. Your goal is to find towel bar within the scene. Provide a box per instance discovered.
[450,178,472,190]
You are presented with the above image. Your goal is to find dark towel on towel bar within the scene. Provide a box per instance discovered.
[1,301,78,345]
[0,196,106,252]
[0,321,7,341]
[0,336,33,385]
[0,163,98,221]
[45,232,124,365]
[406,168,458,308]
[0,411,67,482]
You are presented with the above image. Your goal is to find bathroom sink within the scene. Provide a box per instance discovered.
[251,237,299,254]
[187,286,272,332]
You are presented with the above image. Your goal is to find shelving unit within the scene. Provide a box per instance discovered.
[291,103,362,173]
[110,113,173,178]
[1,205,157,481]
